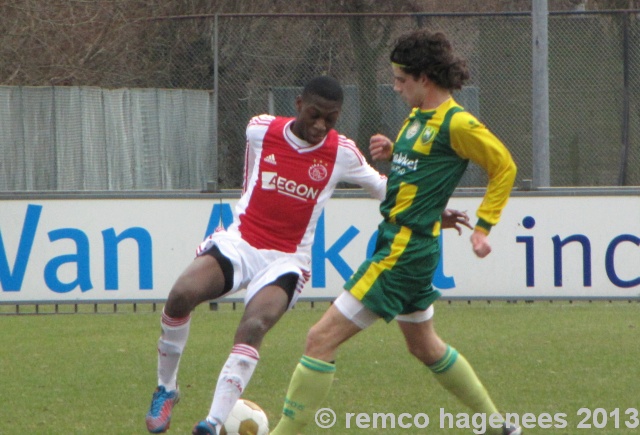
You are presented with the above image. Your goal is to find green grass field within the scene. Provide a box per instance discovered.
[2,301,639,434]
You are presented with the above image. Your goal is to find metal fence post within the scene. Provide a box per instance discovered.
[618,11,631,186]
[532,0,551,188]
[210,14,220,192]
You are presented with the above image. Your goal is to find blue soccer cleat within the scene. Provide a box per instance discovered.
[145,386,180,433]
[192,419,219,435]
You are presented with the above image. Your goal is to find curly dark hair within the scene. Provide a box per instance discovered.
[390,30,470,91]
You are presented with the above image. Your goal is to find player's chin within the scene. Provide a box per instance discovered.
[305,129,326,144]
[308,135,324,145]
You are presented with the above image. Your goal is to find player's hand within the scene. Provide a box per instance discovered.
[441,209,472,235]
[369,134,393,162]
[471,229,492,258]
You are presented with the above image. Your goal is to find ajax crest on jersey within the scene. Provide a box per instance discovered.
[308,162,328,181]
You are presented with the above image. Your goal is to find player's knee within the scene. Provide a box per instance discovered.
[165,281,198,317]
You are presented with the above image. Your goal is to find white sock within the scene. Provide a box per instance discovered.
[157,309,191,391]
[206,344,260,427]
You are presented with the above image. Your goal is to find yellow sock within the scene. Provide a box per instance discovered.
[270,355,335,435]
[430,345,503,433]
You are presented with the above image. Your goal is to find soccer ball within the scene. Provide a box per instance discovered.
[221,398,269,435]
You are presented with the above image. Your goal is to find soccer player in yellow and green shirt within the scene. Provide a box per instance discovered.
[271,29,521,435]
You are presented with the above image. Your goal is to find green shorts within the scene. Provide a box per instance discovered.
[344,221,442,322]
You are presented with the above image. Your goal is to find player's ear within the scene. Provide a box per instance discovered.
[294,95,303,113]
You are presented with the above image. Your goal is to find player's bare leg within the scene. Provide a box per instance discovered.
[146,255,227,433]
[165,254,228,318]
[398,318,521,435]
[196,284,291,434]
[271,304,363,435]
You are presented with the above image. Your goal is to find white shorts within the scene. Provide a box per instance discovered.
[196,229,310,309]
[334,291,435,329]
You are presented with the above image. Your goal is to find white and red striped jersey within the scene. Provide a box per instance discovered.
[225,114,387,257]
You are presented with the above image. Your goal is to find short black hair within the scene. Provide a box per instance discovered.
[302,76,344,103]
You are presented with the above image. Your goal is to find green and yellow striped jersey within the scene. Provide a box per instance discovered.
[380,97,516,236]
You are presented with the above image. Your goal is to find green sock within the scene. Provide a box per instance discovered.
[271,355,336,435]
[429,345,503,431]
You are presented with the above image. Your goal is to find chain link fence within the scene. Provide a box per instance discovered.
[1,11,638,190]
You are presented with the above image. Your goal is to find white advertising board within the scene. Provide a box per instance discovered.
[0,195,638,303]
